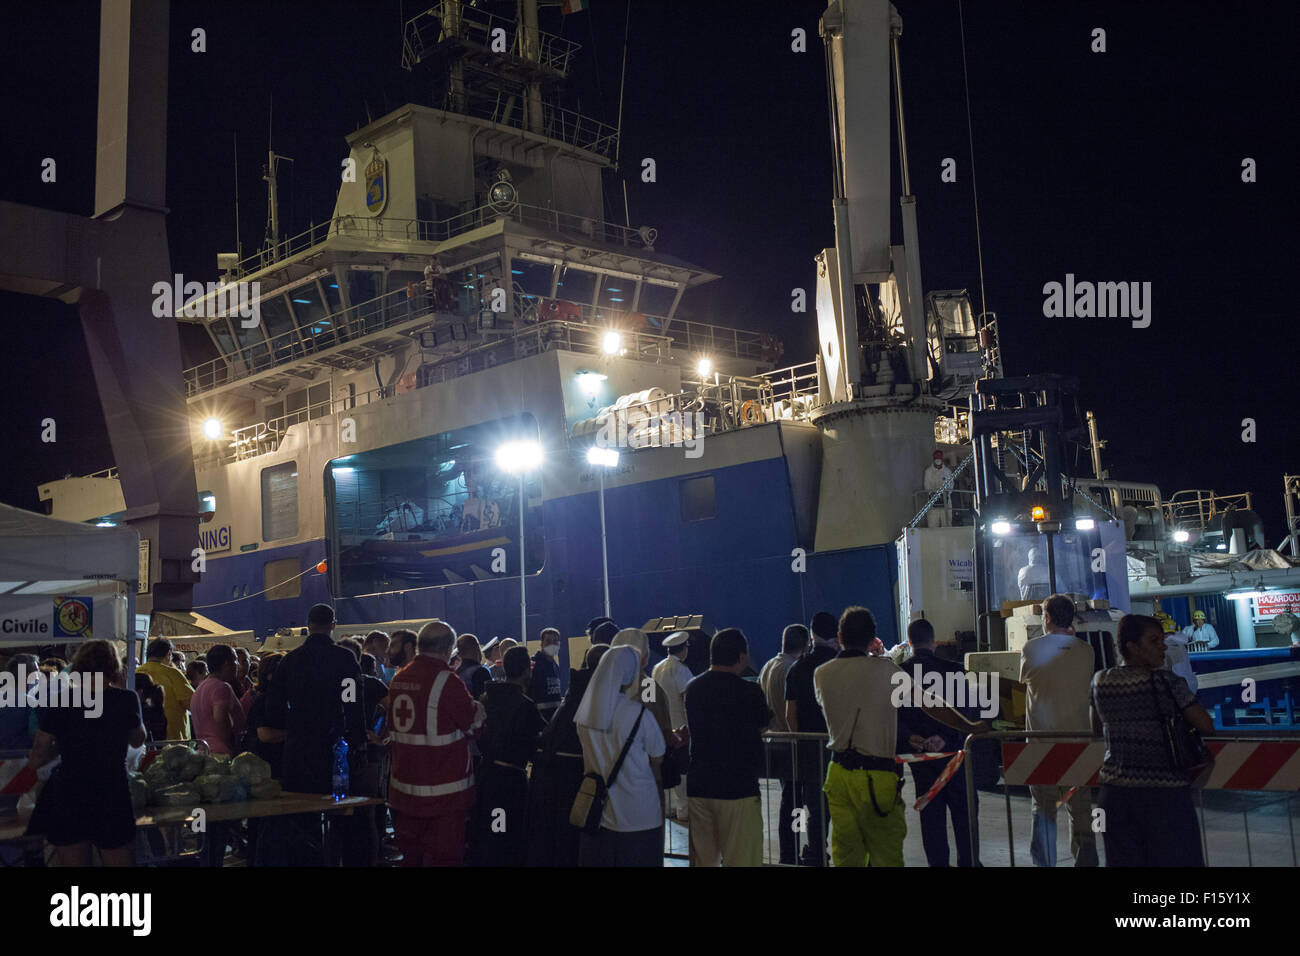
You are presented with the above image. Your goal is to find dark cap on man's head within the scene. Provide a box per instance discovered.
[810,611,838,642]
[307,603,336,629]
[592,621,619,644]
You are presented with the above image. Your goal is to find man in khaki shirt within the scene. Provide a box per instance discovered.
[815,608,988,867]
[1019,594,1098,867]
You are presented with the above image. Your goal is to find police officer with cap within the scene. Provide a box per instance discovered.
[653,631,693,821]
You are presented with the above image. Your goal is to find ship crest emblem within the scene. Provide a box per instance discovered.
[365,156,388,215]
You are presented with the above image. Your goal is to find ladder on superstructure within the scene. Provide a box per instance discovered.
[978,311,1004,379]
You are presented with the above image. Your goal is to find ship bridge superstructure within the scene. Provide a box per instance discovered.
[167,0,811,474]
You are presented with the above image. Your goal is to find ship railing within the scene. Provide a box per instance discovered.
[231,198,641,279]
[1162,489,1254,533]
[220,384,394,464]
[660,317,768,363]
[419,320,674,389]
[567,360,822,453]
[401,2,581,78]
[184,279,459,396]
[186,277,769,398]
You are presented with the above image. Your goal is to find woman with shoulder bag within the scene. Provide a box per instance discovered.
[1091,614,1216,867]
[573,645,667,866]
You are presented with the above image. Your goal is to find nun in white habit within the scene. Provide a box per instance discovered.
[573,645,667,866]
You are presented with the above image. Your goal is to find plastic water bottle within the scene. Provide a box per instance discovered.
[332,737,349,802]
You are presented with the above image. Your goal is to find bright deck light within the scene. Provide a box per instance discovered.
[1075,517,1095,531]
[576,370,607,397]
[587,446,620,468]
[991,520,1012,535]
[202,417,223,440]
[1173,529,1190,543]
[697,358,712,377]
[601,331,622,355]
[496,441,543,473]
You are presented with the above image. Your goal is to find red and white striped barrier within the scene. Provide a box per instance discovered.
[1202,740,1300,790]
[1002,740,1104,787]
[1001,740,1300,791]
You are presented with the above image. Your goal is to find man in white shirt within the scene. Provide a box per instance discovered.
[1180,610,1220,650]
[814,607,988,867]
[1019,594,1099,867]
[652,631,693,822]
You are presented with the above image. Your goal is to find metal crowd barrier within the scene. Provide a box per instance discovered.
[967,729,1300,867]
[760,732,831,866]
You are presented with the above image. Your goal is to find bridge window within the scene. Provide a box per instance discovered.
[556,266,597,304]
[514,260,554,298]
[639,282,677,319]
[597,276,629,310]
[199,491,216,524]
[264,557,301,600]
[349,269,382,333]
[680,475,716,522]
[290,284,328,332]
[261,461,298,542]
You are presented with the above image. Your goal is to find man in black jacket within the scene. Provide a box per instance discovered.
[900,618,981,867]
[265,603,370,864]
[471,646,546,866]
[529,628,564,722]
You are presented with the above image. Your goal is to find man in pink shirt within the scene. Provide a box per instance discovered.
[190,644,246,754]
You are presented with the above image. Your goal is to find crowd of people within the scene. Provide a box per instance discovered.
[0,594,1215,868]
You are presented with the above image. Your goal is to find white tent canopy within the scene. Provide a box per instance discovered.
[0,501,139,583]
[0,502,139,647]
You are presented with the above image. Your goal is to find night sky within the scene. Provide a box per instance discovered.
[1,0,1295,538]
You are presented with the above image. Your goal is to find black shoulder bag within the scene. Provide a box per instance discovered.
[569,707,645,834]
[1148,670,1213,780]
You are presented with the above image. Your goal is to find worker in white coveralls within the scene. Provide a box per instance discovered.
[1017,547,1051,600]
[1180,610,1220,650]
[923,450,953,527]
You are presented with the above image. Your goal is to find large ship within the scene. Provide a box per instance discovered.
[41,0,1238,672]
[38,1,990,661]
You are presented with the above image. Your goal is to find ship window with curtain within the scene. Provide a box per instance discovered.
[261,461,298,542]
[680,475,716,522]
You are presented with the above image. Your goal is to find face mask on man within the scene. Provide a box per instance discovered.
[543,644,560,658]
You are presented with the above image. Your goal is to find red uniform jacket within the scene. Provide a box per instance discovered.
[385,656,483,817]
